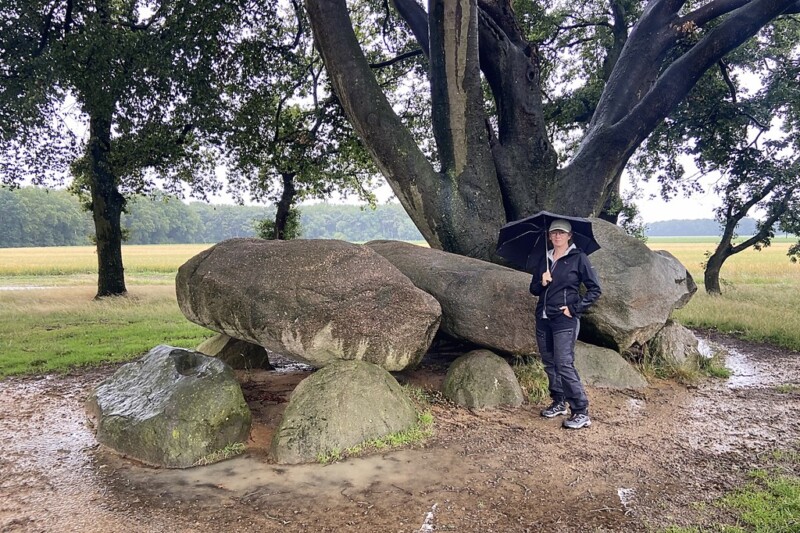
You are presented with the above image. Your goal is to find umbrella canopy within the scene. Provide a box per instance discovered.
[495,211,600,273]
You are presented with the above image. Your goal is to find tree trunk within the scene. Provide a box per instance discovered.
[275,172,297,240]
[88,114,127,298]
[703,248,728,296]
[305,0,799,262]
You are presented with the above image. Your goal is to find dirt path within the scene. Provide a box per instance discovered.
[1,331,798,532]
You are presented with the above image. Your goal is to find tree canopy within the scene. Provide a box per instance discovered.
[632,12,800,293]
[304,0,800,261]
[220,0,382,239]
[1,0,247,296]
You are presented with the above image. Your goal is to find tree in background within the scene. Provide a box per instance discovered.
[304,0,800,261]
[634,15,800,294]
[222,0,394,240]
[0,0,248,297]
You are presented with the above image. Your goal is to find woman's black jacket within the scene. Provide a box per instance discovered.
[529,246,602,319]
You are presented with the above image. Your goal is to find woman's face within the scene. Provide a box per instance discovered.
[548,230,571,246]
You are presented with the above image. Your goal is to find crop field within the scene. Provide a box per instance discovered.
[1,238,799,377]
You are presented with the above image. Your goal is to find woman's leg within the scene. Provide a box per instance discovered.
[536,318,564,403]
[551,317,589,414]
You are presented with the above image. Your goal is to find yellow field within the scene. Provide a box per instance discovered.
[648,241,800,284]
[648,241,800,350]
[0,244,212,279]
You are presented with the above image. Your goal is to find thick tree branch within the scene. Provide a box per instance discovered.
[602,0,629,81]
[621,0,797,137]
[369,49,423,68]
[684,0,754,27]
[730,188,793,254]
[305,0,441,244]
[390,0,430,56]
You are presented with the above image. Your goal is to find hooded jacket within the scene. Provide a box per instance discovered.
[529,244,602,319]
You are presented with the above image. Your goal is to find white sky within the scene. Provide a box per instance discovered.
[299,173,720,225]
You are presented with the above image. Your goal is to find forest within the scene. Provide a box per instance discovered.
[2,186,776,248]
[0,187,423,247]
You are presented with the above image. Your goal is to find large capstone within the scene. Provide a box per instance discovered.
[176,238,441,371]
[366,240,537,355]
[581,219,697,351]
[85,345,251,468]
[270,360,418,464]
[442,349,524,408]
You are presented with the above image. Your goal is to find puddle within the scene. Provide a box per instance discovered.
[626,398,645,411]
[697,339,716,358]
[617,487,635,513]
[724,347,762,388]
[722,346,789,389]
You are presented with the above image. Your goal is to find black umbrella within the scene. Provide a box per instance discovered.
[495,211,600,273]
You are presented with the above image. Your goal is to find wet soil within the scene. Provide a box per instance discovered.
[1,330,799,532]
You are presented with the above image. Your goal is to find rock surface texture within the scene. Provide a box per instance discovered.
[366,240,537,355]
[442,349,525,408]
[85,345,251,468]
[270,360,418,464]
[176,238,441,371]
[581,219,697,351]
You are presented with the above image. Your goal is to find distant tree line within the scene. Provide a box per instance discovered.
[0,187,423,247]
[645,219,759,237]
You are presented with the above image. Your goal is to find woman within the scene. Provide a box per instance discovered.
[529,219,602,429]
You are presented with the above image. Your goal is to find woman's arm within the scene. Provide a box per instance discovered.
[568,254,602,316]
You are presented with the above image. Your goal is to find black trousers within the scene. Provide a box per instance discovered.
[535,313,589,414]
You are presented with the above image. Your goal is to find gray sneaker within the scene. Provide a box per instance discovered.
[541,401,569,418]
[562,412,591,429]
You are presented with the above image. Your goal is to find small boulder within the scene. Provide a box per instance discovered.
[86,345,251,468]
[574,342,648,389]
[442,349,524,408]
[176,238,441,371]
[649,320,701,369]
[270,360,418,464]
[197,333,273,370]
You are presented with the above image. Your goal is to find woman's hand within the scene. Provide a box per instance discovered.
[560,306,572,318]
[541,270,552,286]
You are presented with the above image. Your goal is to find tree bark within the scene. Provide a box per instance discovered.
[275,172,297,240]
[306,0,506,260]
[307,0,799,261]
[704,250,726,295]
[88,114,127,298]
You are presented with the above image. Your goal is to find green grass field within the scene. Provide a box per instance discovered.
[0,238,799,377]
[646,240,800,350]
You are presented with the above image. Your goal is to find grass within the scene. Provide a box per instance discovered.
[718,470,800,532]
[647,240,800,351]
[663,449,800,533]
[193,442,247,466]
[0,284,213,377]
[0,244,211,279]
[512,357,550,404]
[316,409,435,464]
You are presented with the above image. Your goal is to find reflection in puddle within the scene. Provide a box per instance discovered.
[697,339,716,358]
[617,487,635,513]
[724,347,760,388]
[626,398,645,411]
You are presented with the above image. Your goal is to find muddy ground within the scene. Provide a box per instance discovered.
[1,330,799,533]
